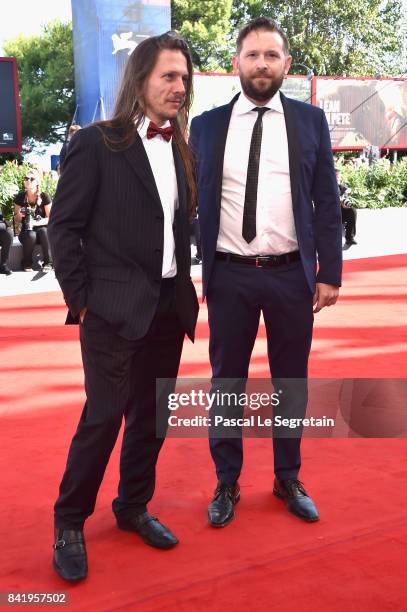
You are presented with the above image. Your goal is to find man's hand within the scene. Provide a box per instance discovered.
[79,307,87,323]
[313,283,339,313]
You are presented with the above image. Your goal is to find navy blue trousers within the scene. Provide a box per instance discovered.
[206,257,314,484]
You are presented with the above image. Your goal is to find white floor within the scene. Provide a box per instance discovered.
[1,208,406,298]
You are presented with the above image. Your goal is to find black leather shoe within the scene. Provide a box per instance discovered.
[53,529,88,582]
[116,512,178,549]
[208,481,240,527]
[0,264,12,275]
[273,479,319,522]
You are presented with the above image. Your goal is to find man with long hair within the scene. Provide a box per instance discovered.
[190,18,342,528]
[48,32,199,582]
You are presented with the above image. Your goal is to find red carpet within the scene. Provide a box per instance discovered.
[1,254,407,610]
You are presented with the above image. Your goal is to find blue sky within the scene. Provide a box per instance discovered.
[0,0,72,53]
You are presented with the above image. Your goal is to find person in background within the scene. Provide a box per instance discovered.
[0,210,13,275]
[59,124,81,170]
[190,215,202,264]
[336,170,357,247]
[14,169,53,271]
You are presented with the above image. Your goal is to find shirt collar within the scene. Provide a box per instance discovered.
[235,90,284,116]
[137,116,172,139]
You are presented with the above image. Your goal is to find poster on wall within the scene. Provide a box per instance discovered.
[314,77,407,149]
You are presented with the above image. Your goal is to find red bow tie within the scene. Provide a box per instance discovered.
[146,121,174,142]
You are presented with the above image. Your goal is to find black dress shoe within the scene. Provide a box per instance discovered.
[345,239,357,246]
[0,264,12,275]
[273,479,319,522]
[53,529,88,582]
[208,481,240,527]
[116,512,178,549]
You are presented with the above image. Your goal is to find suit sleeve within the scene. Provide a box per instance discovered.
[311,111,343,287]
[48,127,100,318]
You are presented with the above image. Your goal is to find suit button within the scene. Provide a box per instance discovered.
[155,248,162,254]
[156,215,164,221]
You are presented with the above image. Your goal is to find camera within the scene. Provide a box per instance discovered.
[20,205,36,230]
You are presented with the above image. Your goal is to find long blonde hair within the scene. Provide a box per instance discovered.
[24,168,42,207]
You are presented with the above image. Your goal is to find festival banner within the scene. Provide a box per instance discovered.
[314,76,407,150]
[71,0,170,126]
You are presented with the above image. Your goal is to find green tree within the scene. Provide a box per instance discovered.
[230,0,405,76]
[3,21,75,149]
[172,0,405,76]
[171,0,233,71]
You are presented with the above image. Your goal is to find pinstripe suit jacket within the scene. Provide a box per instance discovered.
[48,125,199,341]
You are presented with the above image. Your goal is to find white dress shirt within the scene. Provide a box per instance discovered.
[137,117,178,277]
[218,91,298,255]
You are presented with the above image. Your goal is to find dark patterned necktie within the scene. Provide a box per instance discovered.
[242,106,269,243]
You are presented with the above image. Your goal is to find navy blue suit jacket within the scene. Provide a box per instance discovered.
[189,92,342,297]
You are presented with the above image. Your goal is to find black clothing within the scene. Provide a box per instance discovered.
[54,281,184,529]
[190,217,202,260]
[338,183,357,243]
[242,107,269,243]
[48,126,199,529]
[59,141,68,168]
[15,191,52,268]
[19,227,52,268]
[49,127,198,339]
[341,207,357,242]
[0,215,13,266]
[15,191,51,232]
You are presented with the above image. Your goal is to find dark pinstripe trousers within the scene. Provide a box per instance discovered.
[54,279,184,530]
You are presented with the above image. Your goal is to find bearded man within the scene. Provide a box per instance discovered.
[190,17,342,528]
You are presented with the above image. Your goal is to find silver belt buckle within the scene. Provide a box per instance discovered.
[255,256,268,268]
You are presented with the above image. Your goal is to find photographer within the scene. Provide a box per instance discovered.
[336,170,357,247]
[14,169,53,271]
[0,211,13,275]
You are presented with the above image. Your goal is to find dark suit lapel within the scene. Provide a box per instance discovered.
[213,93,240,209]
[122,133,163,211]
[280,93,301,212]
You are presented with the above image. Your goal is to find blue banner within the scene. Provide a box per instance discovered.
[71,0,171,126]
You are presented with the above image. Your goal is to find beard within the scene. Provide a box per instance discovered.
[239,71,285,103]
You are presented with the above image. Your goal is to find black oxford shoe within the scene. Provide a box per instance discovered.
[273,479,319,522]
[116,512,178,549]
[53,529,88,582]
[208,481,240,527]
[0,264,12,275]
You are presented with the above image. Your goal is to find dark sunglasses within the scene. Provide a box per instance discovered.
[24,176,36,181]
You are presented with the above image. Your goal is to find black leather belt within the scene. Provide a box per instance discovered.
[215,250,300,268]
